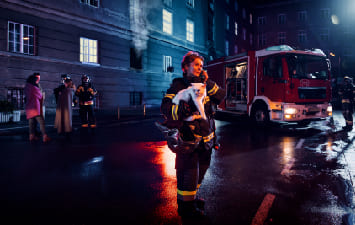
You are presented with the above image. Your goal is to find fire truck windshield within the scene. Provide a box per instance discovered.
[286,54,329,80]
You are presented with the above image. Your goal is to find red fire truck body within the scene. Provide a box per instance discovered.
[206,45,333,124]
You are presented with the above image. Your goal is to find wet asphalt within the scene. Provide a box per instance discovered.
[0,109,354,225]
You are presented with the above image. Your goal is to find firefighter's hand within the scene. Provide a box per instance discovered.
[201,70,208,83]
[88,88,94,95]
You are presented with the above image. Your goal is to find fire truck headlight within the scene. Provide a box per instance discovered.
[284,107,297,115]
[327,105,332,116]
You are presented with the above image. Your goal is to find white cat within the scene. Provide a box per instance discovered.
[172,83,207,121]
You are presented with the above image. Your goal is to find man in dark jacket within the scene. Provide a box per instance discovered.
[338,76,355,131]
[160,51,225,218]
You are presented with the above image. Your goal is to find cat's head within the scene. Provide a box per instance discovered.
[190,83,206,98]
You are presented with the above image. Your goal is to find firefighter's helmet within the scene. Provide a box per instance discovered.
[344,76,353,85]
[81,74,90,83]
[61,74,71,82]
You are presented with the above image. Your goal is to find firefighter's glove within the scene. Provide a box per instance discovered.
[178,100,192,119]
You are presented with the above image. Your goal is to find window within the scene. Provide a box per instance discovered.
[186,0,194,8]
[258,33,266,48]
[225,40,229,56]
[235,22,238,36]
[163,9,172,35]
[278,32,286,44]
[258,16,265,25]
[163,0,172,7]
[250,13,253,24]
[263,56,283,78]
[80,37,98,64]
[130,47,142,69]
[186,20,194,42]
[278,14,286,24]
[320,8,330,19]
[226,15,229,30]
[80,0,99,7]
[163,55,173,72]
[320,29,329,41]
[243,28,246,41]
[298,30,307,43]
[7,88,25,109]
[242,8,246,19]
[250,33,253,46]
[130,91,142,105]
[298,11,307,22]
[8,21,35,55]
[234,45,238,54]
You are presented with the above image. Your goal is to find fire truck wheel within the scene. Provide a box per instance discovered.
[251,105,270,126]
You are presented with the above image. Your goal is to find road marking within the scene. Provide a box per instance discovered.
[251,193,276,225]
[295,138,305,149]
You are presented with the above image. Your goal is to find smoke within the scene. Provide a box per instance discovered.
[129,0,154,56]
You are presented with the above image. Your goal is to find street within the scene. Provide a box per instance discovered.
[0,110,354,225]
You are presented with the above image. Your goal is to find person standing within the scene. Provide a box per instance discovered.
[338,76,355,131]
[54,78,76,138]
[24,73,51,143]
[160,51,225,218]
[75,74,97,128]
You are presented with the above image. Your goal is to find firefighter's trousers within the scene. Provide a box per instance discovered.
[175,144,212,202]
[79,104,96,127]
[342,102,353,127]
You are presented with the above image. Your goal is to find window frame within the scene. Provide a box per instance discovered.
[278,14,286,25]
[278,32,286,44]
[186,19,194,42]
[80,37,99,65]
[80,0,99,8]
[163,55,172,72]
[8,21,35,55]
[163,9,173,35]
[258,16,265,25]
[186,0,194,8]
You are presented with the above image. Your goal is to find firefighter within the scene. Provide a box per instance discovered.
[338,76,355,131]
[75,74,97,128]
[160,51,225,218]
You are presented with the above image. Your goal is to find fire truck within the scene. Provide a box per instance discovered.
[206,45,333,125]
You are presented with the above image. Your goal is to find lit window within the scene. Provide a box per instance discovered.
[278,32,286,44]
[80,0,99,7]
[186,0,194,8]
[226,15,229,30]
[8,21,35,55]
[163,9,172,35]
[80,37,98,64]
[278,14,286,24]
[250,13,253,24]
[235,22,238,36]
[225,40,229,56]
[186,20,194,42]
[163,55,172,72]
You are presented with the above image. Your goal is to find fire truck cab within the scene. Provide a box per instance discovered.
[206,45,333,125]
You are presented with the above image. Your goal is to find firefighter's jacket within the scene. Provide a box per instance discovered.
[161,76,226,150]
[75,83,97,106]
[338,83,355,105]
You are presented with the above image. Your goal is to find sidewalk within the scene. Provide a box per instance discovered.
[0,106,162,136]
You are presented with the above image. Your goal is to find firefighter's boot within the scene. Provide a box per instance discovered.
[177,200,204,218]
